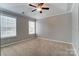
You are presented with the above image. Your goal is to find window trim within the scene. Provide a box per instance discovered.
[1,14,17,39]
[29,20,36,35]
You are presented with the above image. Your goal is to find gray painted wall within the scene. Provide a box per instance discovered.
[1,10,36,45]
[36,13,72,43]
[78,3,79,55]
[72,3,79,55]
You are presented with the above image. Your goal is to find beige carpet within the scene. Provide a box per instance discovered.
[1,38,75,56]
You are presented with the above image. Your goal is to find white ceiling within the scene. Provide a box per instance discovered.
[0,3,73,19]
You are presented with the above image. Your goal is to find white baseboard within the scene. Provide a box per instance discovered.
[38,37,72,45]
[72,44,78,56]
[1,38,36,48]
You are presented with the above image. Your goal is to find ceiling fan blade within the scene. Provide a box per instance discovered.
[32,9,37,12]
[40,11,42,13]
[38,3,44,6]
[29,4,36,7]
[42,7,49,10]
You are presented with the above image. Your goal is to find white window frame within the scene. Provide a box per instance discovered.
[29,20,35,34]
[1,14,17,38]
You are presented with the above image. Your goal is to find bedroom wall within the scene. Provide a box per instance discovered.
[72,3,79,55]
[78,3,79,55]
[1,10,36,45]
[36,12,72,43]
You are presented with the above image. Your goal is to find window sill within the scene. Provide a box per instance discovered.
[1,36,16,39]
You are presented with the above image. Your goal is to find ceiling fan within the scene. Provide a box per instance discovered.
[29,3,49,13]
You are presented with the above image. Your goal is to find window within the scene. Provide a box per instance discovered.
[1,15,16,38]
[29,21,35,34]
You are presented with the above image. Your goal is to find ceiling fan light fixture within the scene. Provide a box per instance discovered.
[36,7,42,11]
[29,3,49,13]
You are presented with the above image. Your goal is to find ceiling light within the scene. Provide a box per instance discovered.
[36,7,42,11]
[29,3,49,13]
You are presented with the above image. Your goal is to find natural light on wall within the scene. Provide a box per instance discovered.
[1,15,16,38]
[29,21,35,34]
